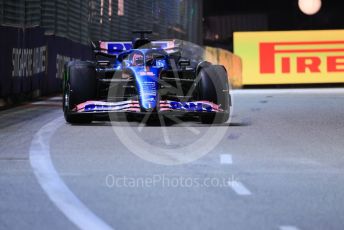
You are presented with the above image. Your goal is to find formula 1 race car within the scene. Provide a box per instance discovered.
[62,31,231,124]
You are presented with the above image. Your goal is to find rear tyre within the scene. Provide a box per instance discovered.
[198,65,230,124]
[63,61,96,124]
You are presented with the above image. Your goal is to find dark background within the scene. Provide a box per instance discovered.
[203,0,344,50]
[0,0,202,99]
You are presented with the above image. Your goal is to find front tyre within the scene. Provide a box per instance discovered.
[198,65,230,124]
[63,61,96,124]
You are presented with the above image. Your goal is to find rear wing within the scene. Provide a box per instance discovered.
[95,40,176,55]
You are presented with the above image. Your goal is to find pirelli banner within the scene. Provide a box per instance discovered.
[234,30,344,85]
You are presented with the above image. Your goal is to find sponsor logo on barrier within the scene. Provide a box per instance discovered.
[260,41,344,74]
[234,30,344,84]
[12,46,47,77]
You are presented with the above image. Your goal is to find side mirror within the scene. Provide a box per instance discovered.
[178,59,190,68]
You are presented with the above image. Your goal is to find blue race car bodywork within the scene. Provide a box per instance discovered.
[63,32,230,124]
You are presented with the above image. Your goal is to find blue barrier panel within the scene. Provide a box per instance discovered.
[0,26,46,97]
[0,25,92,98]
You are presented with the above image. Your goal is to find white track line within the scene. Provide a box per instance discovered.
[233,88,344,95]
[220,154,251,195]
[29,117,113,230]
[229,181,252,196]
[279,226,300,230]
[220,154,232,164]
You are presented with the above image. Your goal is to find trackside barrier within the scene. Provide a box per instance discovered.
[0,26,245,107]
[0,26,46,98]
[234,30,344,85]
[0,26,92,103]
[203,47,243,88]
